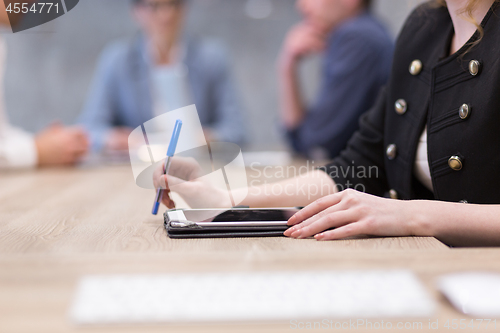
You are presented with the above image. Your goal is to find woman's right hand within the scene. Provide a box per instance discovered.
[153,157,232,209]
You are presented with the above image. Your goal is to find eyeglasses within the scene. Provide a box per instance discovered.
[139,0,183,13]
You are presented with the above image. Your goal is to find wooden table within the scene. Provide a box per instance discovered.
[0,166,499,333]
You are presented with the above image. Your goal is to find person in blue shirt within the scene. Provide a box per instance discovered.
[279,0,394,159]
[79,0,245,152]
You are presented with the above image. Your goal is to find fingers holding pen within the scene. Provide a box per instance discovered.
[153,162,167,189]
[161,192,176,209]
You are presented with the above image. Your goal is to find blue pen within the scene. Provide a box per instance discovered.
[152,119,183,215]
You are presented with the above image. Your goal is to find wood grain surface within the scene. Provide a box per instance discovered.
[0,166,498,333]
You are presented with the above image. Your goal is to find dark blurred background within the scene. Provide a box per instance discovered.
[3,0,425,150]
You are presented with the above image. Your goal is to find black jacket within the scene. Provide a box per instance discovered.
[323,1,500,204]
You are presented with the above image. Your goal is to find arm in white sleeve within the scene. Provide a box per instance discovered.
[0,36,38,169]
[0,125,38,169]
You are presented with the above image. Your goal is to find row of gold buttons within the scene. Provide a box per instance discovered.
[451,60,477,202]
[449,61,477,173]
[387,59,480,199]
[410,59,480,76]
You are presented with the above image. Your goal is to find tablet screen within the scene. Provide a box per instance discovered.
[183,209,299,223]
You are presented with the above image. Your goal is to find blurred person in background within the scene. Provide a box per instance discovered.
[79,0,245,153]
[0,0,89,169]
[279,0,393,159]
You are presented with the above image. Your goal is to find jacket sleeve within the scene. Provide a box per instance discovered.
[78,43,122,152]
[207,43,246,146]
[320,87,389,196]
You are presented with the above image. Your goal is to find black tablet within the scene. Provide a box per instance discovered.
[164,208,300,238]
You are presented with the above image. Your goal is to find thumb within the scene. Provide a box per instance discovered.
[163,174,187,188]
[155,174,184,190]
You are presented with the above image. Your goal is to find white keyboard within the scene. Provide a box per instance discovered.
[70,270,435,324]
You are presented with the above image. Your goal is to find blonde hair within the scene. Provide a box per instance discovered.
[436,0,497,51]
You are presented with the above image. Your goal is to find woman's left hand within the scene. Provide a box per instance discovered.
[284,189,425,241]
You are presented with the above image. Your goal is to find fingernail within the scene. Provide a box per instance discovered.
[284,227,294,236]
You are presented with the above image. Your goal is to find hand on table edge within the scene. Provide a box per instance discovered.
[284,188,500,247]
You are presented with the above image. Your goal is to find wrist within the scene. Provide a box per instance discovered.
[406,200,435,237]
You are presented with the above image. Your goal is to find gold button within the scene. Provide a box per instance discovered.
[409,60,422,75]
[459,104,470,120]
[389,189,399,199]
[448,156,463,171]
[395,99,407,115]
[386,144,397,160]
[469,60,480,76]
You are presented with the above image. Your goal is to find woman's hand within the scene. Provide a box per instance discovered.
[284,189,425,241]
[153,156,232,209]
